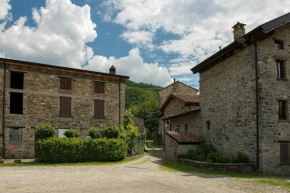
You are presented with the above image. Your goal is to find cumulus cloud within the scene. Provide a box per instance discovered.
[0,0,11,20]
[84,48,172,86]
[0,0,97,68]
[121,30,154,50]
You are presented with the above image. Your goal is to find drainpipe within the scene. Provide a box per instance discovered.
[119,78,122,126]
[254,43,260,172]
[2,61,6,159]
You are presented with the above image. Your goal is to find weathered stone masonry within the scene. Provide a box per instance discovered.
[0,58,129,159]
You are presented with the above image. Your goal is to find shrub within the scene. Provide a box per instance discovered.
[35,124,56,141]
[64,129,79,138]
[233,152,249,163]
[187,143,217,161]
[35,138,128,163]
[88,127,102,139]
[101,126,120,139]
[119,124,139,155]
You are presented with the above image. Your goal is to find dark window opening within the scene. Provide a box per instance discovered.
[278,100,287,120]
[274,40,284,50]
[60,77,72,90]
[9,128,22,142]
[10,92,23,114]
[207,121,210,131]
[60,97,71,117]
[184,124,188,132]
[276,60,286,79]
[94,99,105,119]
[94,82,105,93]
[280,143,289,164]
[10,71,24,89]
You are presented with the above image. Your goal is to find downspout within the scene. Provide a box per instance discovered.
[2,61,6,158]
[254,43,260,172]
[119,78,122,126]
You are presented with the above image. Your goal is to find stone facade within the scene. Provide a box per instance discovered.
[0,59,128,159]
[170,113,201,134]
[133,116,145,133]
[197,23,290,175]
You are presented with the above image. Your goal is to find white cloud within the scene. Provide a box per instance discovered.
[121,30,154,50]
[0,0,11,20]
[84,48,172,86]
[168,61,197,76]
[0,0,97,68]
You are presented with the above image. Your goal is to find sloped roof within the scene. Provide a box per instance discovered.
[191,12,290,73]
[158,81,198,93]
[166,131,201,144]
[160,93,200,112]
[162,107,200,121]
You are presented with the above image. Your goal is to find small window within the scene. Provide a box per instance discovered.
[10,92,23,114]
[94,99,105,119]
[58,129,68,138]
[207,121,210,130]
[274,40,284,50]
[9,128,22,142]
[184,124,188,132]
[175,125,180,133]
[276,60,286,79]
[280,143,290,164]
[60,77,72,90]
[10,71,24,89]
[60,97,71,117]
[278,100,287,120]
[94,82,105,93]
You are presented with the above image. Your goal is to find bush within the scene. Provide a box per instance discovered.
[187,143,217,162]
[35,124,56,141]
[101,126,120,139]
[35,137,128,163]
[233,152,249,163]
[88,127,102,139]
[64,129,79,138]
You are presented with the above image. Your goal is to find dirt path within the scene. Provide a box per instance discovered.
[0,149,287,193]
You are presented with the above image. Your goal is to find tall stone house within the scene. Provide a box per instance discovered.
[0,58,129,159]
[158,81,198,143]
[191,12,290,175]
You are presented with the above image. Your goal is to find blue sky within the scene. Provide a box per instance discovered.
[0,0,289,87]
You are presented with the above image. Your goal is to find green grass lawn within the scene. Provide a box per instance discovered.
[0,154,145,167]
[160,158,290,191]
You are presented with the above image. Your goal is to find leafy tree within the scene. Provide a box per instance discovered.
[35,123,56,141]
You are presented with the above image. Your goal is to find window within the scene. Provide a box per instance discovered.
[184,124,188,132]
[10,71,24,89]
[175,124,180,133]
[60,97,71,117]
[207,121,210,130]
[278,100,287,120]
[10,92,23,114]
[280,143,290,164]
[94,81,105,93]
[274,40,284,50]
[276,60,286,79]
[58,129,68,138]
[94,99,105,119]
[60,77,72,90]
[9,128,22,142]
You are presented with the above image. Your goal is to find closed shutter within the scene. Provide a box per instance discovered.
[60,77,72,90]
[9,128,22,142]
[94,82,105,93]
[94,99,105,119]
[60,97,71,116]
[280,143,289,163]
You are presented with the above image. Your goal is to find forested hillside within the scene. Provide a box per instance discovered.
[125,80,163,137]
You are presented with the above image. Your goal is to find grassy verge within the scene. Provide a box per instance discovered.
[0,154,146,167]
[145,139,163,149]
[160,158,290,190]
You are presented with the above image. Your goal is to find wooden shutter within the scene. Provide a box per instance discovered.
[279,101,287,120]
[280,143,289,163]
[60,97,71,116]
[94,82,105,93]
[94,99,105,119]
[9,128,22,142]
[60,77,72,90]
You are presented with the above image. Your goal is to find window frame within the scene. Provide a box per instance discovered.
[279,142,290,165]
[274,39,284,50]
[59,96,72,117]
[276,60,286,79]
[10,71,24,89]
[94,81,105,94]
[9,127,23,143]
[10,92,23,114]
[59,77,72,90]
[278,100,287,121]
[94,99,105,119]
[206,121,210,131]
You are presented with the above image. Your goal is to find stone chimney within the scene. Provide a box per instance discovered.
[109,65,116,75]
[232,22,246,41]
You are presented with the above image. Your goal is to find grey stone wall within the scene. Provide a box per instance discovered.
[0,61,127,158]
[0,64,3,158]
[256,24,290,175]
[199,42,257,163]
[170,113,201,134]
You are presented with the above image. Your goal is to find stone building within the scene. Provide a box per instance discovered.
[158,81,198,143]
[0,58,129,159]
[191,12,290,175]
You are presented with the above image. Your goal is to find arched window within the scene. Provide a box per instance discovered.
[185,124,188,132]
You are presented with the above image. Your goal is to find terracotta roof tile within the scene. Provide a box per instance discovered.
[173,93,200,103]
[166,131,201,144]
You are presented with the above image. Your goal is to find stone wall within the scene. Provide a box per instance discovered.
[0,64,3,158]
[0,61,127,158]
[133,117,145,133]
[178,158,256,172]
[199,42,257,163]
[170,113,201,134]
[256,24,290,175]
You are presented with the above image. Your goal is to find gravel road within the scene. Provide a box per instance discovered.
[0,149,287,193]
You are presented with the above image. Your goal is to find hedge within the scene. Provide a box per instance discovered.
[35,138,128,163]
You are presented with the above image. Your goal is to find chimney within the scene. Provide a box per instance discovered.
[109,65,116,75]
[173,78,176,82]
[232,22,246,41]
